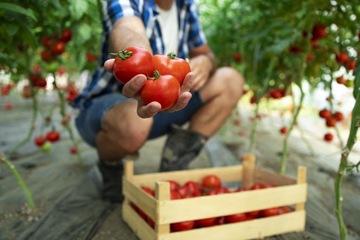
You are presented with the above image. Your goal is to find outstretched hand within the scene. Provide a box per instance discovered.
[104,59,193,118]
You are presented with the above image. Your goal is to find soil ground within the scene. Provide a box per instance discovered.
[1,94,360,240]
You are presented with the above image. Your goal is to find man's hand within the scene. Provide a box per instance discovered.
[104,59,193,118]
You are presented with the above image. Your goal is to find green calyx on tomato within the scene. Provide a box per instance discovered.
[140,70,180,110]
[112,49,133,60]
[112,46,153,84]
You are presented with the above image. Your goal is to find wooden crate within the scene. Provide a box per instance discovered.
[122,153,307,240]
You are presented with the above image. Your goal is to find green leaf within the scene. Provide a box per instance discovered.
[5,23,19,36]
[0,2,36,20]
[69,0,88,21]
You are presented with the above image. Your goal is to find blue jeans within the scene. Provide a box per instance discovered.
[75,92,204,147]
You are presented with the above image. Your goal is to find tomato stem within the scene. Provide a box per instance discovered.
[112,50,133,60]
[167,52,177,59]
[52,73,84,164]
[0,153,36,209]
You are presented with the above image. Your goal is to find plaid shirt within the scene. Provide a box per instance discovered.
[71,0,207,110]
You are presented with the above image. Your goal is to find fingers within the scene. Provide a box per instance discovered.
[181,72,194,92]
[104,59,115,72]
[165,92,192,112]
[137,101,162,118]
[122,74,147,98]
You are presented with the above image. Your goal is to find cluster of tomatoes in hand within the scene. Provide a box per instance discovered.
[112,46,191,110]
[318,108,344,142]
[40,28,72,62]
[131,174,293,232]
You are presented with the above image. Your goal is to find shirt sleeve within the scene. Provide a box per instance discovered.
[187,3,207,49]
[106,0,141,25]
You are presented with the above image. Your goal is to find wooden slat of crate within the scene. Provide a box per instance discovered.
[123,200,156,240]
[123,177,157,219]
[158,211,306,240]
[128,165,244,187]
[157,184,307,224]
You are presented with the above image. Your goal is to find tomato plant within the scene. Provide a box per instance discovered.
[152,52,191,85]
[112,46,153,84]
[140,71,180,110]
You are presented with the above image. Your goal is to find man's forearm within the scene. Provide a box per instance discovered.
[109,17,152,54]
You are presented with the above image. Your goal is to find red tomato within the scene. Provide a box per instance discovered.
[140,72,180,110]
[141,186,155,196]
[167,180,180,191]
[311,24,327,40]
[41,36,54,48]
[171,220,195,232]
[278,206,292,214]
[70,146,77,155]
[51,41,66,55]
[41,50,55,62]
[34,135,46,147]
[202,174,221,189]
[319,108,331,119]
[152,53,191,85]
[325,117,337,127]
[347,60,356,70]
[177,185,191,198]
[249,182,272,190]
[113,46,153,84]
[60,28,72,43]
[279,127,287,135]
[260,207,279,217]
[171,190,181,200]
[333,111,344,122]
[46,130,60,143]
[224,212,246,223]
[183,181,201,197]
[335,52,349,64]
[324,133,334,142]
[195,217,216,228]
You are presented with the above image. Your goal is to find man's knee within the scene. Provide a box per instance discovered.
[215,67,245,98]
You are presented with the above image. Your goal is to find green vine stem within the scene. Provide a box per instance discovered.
[52,73,84,164]
[9,83,38,157]
[280,82,305,175]
[334,85,360,240]
[0,153,35,208]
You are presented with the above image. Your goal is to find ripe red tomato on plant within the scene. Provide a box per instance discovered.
[233,52,242,63]
[279,127,287,135]
[41,50,55,62]
[51,41,66,55]
[311,24,327,40]
[46,130,60,143]
[324,133,334,142]
[113,46,153,84]
[335,52,349,64]
[333,111,344,122]
[336,76,346,85]
[41,36,54,48]
[347,60,356,71]
[60,28,72,43]
[171,220,195,232]
[319,108,331,119]
[325,117,337,128]
[201,174,221,189]
[140,71,180,110]
[34,135,46,147]
[70,146,77,155]
[152,52,191,85]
